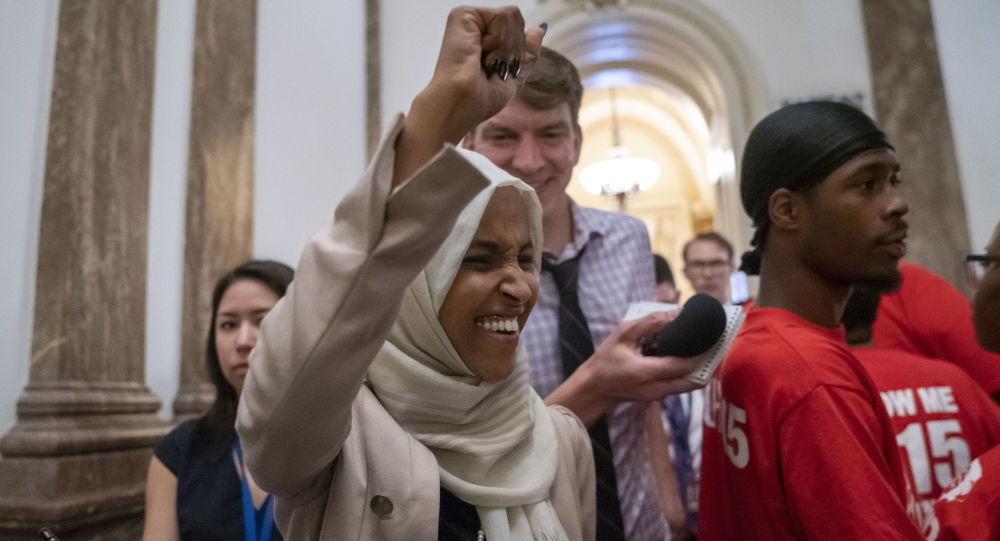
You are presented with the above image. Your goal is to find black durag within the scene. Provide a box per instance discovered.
[738,101,892,274]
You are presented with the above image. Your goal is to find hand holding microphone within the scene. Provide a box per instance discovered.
[641,293,727,358]
[546,293,741,426]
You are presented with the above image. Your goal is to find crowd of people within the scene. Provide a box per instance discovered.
[140,6,999,540]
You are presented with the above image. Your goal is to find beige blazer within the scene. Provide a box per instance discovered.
[236,116,596,540]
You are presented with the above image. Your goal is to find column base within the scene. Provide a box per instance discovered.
[0,382,168,539]
[0,448,149,539]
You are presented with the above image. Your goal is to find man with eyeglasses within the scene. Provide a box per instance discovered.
[970,221,1000,354]
[681,232,736,307]
[930,221,1000,541]
[661,230,742,540]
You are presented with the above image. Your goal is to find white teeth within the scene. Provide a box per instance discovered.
[476,317,519,332]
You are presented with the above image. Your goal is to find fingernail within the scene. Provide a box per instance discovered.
[498,60,509,80]
[539,22,548,35]
[511,59,521,78]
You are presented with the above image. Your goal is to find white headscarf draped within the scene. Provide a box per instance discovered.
[367,149,567,541]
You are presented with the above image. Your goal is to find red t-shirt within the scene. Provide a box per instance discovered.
[854,347,1000,522]
[873,262,1000,395]
[699,308,923,540]
[930,444,1000,541]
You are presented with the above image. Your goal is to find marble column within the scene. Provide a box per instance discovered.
[366,0,381,160]
[0,1,165,538]
[171,0,257,419]
[861,0,972,292]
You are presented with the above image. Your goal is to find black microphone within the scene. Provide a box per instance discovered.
[641,293,727,357]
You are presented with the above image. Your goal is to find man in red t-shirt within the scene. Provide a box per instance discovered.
[698,101,923,540]
[927,219,1000,541]
[873,261,1000,401]
[842,287,1000,524]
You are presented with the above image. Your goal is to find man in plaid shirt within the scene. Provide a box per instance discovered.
[465,46,699,541]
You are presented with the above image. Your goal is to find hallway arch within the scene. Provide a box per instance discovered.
[532,0,770,286]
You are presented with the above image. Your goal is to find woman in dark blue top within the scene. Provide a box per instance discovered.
[143,260,293,541]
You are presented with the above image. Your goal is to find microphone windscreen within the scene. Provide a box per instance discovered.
[641,293,727,357]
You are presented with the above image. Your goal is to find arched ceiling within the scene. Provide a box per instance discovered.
[533,0,771,254]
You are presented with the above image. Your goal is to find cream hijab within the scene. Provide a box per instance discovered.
[366,149,568,541]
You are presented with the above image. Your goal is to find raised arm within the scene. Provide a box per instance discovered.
[236,6,545,498]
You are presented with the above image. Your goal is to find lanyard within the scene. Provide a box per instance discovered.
[233,438,275,541]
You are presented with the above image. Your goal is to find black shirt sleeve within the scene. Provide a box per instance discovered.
[155,419,197,476]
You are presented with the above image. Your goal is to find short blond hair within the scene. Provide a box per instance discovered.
[517,47,583,126]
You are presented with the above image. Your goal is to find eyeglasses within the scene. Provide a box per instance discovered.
[685,259,731,273]
[965,254,1000,288]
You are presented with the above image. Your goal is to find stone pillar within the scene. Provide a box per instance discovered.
[0,1,165,539]
[861,0,972,292]
[366,0,381,160]
[171,0,257,419]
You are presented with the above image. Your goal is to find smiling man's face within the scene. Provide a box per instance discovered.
[466,99,581,225]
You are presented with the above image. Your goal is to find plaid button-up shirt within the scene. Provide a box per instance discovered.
[522,201,668,541]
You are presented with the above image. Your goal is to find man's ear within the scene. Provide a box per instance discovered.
[768,188,803,232]
[460,129,477,150]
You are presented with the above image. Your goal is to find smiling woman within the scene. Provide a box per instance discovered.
[234,8,596,541]
[438,186,540,382]
[364,161,576,537]
[236,144,595,540]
